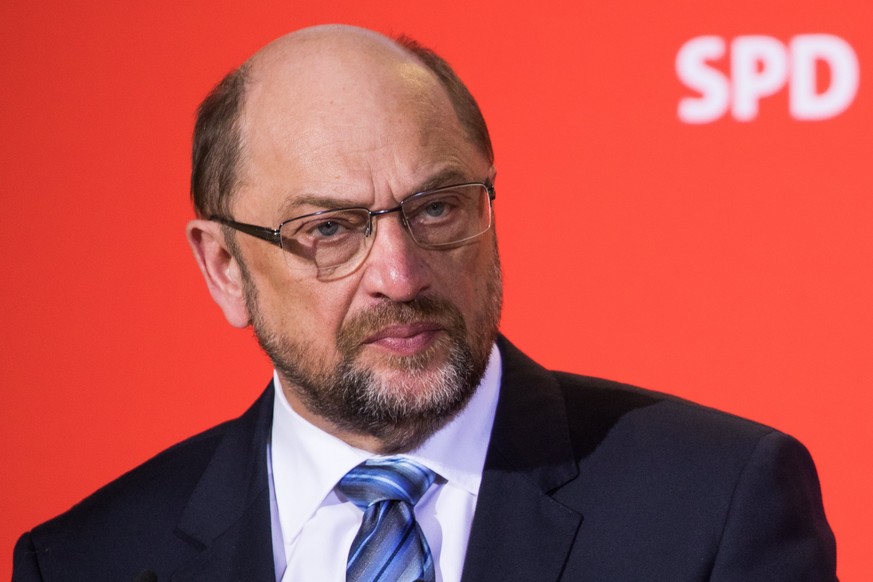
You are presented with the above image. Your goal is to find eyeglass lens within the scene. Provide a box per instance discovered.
[278,184,492,278]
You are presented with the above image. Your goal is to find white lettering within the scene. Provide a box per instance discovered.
[676,36,730,124]
[676,34,859,122]
[790,34,860,120]
[731,36,788,121]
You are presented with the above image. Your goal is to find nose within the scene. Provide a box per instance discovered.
[359,213,432,302]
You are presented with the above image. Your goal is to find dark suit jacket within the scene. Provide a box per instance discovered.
[13,337,837,581]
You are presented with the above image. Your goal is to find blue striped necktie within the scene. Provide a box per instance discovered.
[337,457,437,582]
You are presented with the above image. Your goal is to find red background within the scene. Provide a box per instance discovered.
[2,1,870,578]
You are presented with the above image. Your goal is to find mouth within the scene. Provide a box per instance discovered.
[362,322,444,355]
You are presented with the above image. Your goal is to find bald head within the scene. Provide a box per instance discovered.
[191,25,492,219]
[249,25,419,83]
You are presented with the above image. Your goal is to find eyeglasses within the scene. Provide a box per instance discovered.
[210,181,495,279]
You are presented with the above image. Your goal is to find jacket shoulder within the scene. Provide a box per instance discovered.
[553,371,776,446]
[16,384,274,581]
[550,372,835,580]
[31,419,230,544]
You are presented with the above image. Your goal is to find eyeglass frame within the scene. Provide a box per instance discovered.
[209,180,496,254]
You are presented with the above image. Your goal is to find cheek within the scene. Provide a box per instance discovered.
[269,282,346,341]
[245,244,349,346]
[431,242,499,314]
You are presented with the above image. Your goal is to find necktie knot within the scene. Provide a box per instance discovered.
[338,457,436,509]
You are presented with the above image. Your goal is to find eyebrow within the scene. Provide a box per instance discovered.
[277,194,363,221]
[278,167,481,220]
[415,167,474,192]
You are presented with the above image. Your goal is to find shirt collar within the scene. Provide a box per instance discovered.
[270,343,502,542]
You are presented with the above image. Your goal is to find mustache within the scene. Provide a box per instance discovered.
[336,296,465,355]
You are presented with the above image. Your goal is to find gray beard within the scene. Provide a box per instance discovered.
[257,296,488,453]
[235,236,503,453]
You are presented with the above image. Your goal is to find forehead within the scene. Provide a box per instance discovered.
[233,36,485,217]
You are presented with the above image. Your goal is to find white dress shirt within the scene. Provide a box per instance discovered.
[268,345,502,582]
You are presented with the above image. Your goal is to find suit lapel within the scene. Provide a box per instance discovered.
[461,337,583,582]
[169,383,276,582]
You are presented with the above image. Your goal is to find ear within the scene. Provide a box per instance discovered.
[186,219,252,328]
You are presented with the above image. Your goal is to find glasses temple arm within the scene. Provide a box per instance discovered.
[209,217,283,248]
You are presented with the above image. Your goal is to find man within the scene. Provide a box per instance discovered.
[13,25,836,581]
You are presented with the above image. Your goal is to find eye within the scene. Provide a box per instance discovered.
[295,217,351,242]
[407,194,460,223]
[424,201,447,217]
[297,211,368,242]
[316,220,341,237]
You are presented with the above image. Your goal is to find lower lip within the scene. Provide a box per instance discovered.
[365,329,441,356]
